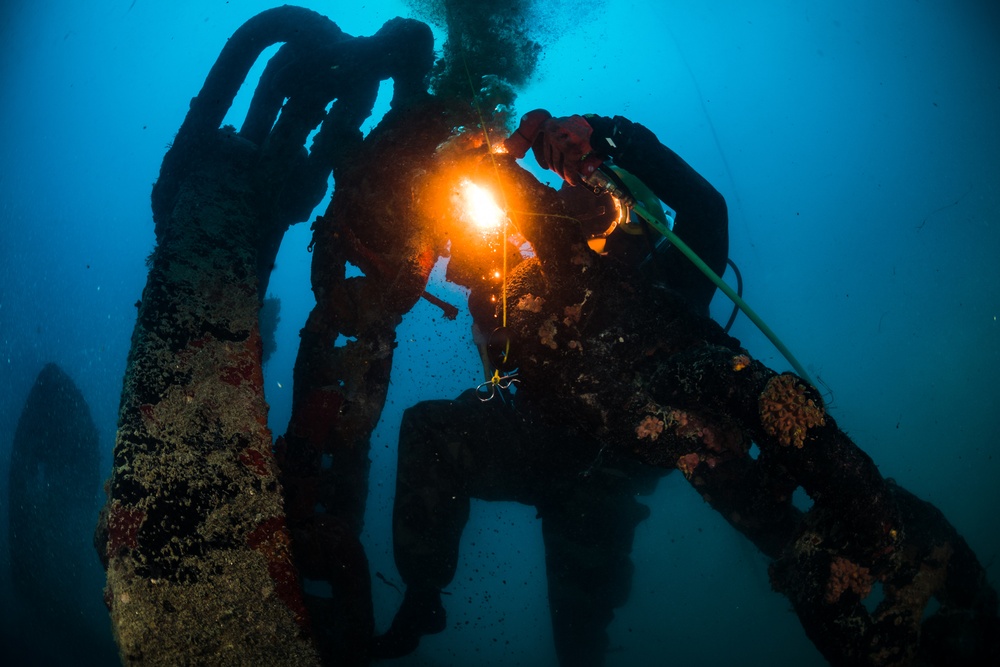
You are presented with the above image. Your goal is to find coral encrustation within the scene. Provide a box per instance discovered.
[825,555,874,604]
[758,374,825,448]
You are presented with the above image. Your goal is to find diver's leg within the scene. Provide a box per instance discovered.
[373,390,533,658]
[540,471,653,667]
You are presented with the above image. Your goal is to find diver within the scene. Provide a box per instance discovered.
[371,110,729,666]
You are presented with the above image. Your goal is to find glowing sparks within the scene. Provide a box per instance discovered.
[459,179,505,232]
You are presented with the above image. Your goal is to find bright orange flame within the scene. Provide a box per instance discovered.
[459,179,504,232]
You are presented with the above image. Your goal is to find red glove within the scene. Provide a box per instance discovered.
[505,110,604,187]
[537,115,604,186]
[504,109,551,158]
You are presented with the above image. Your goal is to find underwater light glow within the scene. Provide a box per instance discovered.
[459,179,505,232]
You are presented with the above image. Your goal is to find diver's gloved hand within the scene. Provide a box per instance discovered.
[503,109,551,158]
[537,114,604,186]
[505,110,604,187]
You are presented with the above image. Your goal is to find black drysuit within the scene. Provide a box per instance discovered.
[390,115,729,666]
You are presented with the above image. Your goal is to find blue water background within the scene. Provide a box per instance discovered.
[1,1,998,665]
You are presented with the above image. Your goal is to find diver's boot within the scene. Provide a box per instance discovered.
[370,585,446,659]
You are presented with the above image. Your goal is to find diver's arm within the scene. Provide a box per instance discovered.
[587,115,729,314]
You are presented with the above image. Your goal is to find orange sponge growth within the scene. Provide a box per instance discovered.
[759,374,825,448]
[825,556,874,604]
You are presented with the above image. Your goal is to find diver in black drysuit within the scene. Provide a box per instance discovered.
[372,112,729,666]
